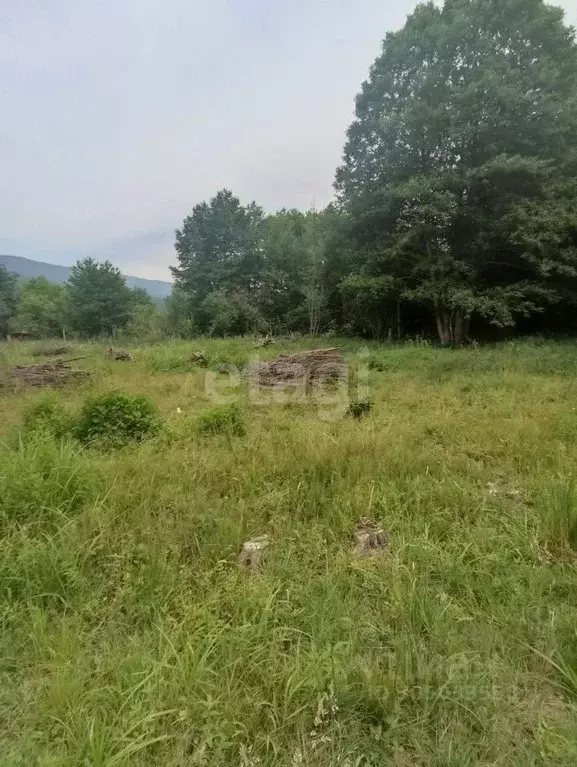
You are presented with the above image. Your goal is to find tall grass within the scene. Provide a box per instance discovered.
[1,338,577,765]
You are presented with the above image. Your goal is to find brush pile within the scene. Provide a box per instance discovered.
[4,359,89,388]
[32,344,71,358]
[251,348,346,390]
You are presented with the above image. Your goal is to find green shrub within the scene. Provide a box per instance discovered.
[75,393,160,448]
[347,399,373,419]
[24,394,74,439]
[196,403,245,436]
[368,357,385,372]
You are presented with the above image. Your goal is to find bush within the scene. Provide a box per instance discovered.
[368,357,385,372]
[196,403,245,436]
[75,393,160,448]
[347,399,373,419]
[24,394,74,439]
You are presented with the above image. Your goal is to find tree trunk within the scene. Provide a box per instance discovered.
[453,312,468,346]
[435,311,452,345]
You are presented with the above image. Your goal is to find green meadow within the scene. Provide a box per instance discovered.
[1,338,577,766]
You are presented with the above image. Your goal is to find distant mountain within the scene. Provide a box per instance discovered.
[0,255,173,299]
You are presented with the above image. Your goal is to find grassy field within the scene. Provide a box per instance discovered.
[1,337,577,766]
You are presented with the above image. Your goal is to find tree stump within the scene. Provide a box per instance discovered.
[237,535,270,570]
[354,519,389,557]
[105,347,132,361]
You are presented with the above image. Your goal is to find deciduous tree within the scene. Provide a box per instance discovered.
[171,189,265,333]
[15,277,68,338]
[67,258,133,337]
[0,266,18,338]
[336,0,577,343]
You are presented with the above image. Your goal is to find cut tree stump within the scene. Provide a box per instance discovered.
[237,535,270,570]
[190,351,208,366]
[354,519,389,557]
[105,348,132,361]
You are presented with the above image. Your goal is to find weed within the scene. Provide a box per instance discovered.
[368,357,385,372]
[347,399,373,419]
[0,434,100,526]
[195,402,246,436]
[23,392,74,439]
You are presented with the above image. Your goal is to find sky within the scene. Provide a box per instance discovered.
[2,0,577,282]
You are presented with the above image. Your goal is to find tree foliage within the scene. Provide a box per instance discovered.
[171,189,265,333]
[67,258,133,337]
[172,190,333,335]
[165,287,195,338]
[15,277,68,338]
[340,274,398,339]
[334,0,577,343]
[0,266,18,337]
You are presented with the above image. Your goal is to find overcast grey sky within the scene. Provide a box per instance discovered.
[2,0,577,281]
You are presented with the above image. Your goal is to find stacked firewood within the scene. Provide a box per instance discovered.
[251,348,346,390]
[5,359,89,388]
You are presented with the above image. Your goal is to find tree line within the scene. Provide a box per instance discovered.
[3,0,577,344]
[171,0,577,344]
[0,259,167,340]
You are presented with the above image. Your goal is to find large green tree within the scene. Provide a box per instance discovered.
[171,189,265,333]
[165,288,195,337]
[336,0,577,343]
[259,209,309,330]
[0,266,18,338]
[15,277,68,338]
[122,287,165,341]
[67,258,133,337]
[260,208,334,333]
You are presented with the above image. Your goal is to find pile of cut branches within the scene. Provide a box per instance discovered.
[32,344,71,358]
[3,358,89,388]
[251,348,346,390]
